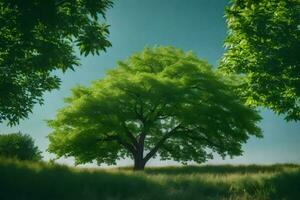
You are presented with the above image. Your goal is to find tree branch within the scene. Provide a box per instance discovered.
[121,121,139,148]
[55,0,68,7]
[179,127,231,152]
[98,135,136,156]
[183,132,240,155]
[143,124,182,162]
[184,134,222,149]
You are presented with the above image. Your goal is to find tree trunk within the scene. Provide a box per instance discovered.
[133,132,146,170]
[133,144,146,170]
[133,157,146,170]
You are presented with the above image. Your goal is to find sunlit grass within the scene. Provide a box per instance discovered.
[1,158,299,200]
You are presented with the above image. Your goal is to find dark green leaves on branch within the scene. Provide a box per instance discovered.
[48,46,262,168]
[220,0,300,121]
[0,0,113,125]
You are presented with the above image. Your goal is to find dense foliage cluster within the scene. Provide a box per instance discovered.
[0,0,113,125]
[220,0,300,121]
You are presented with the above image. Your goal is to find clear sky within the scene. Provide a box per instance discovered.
[1,0,299,167]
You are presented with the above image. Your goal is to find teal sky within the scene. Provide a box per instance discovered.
[1,0,299,167]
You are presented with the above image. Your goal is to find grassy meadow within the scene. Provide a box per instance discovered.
[0,158,299,200]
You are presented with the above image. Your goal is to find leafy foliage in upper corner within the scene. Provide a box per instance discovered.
[220,0,300,121]
[0,0,113,126]
[0,132,42,161]
[48,46,262,170]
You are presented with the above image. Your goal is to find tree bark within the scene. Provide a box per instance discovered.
[133,133,146,170]
[132,125,181,170]
[133,156,146,170]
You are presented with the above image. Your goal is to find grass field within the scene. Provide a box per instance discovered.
[0,158,299,200]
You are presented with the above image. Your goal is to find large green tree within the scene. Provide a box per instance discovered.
[48,47,262,170]
[0,0,113,126]
[220,0,300,121]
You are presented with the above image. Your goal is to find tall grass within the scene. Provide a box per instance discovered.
[0,158,299,200]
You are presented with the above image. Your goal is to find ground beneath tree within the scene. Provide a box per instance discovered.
[0,158,299,200]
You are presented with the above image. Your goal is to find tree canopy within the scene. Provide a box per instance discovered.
[48,46,262,170]
[220,0,300,121]
[0,132,42,161]
[0,0,113,126]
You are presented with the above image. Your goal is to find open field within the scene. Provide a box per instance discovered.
[0,158,299,200]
